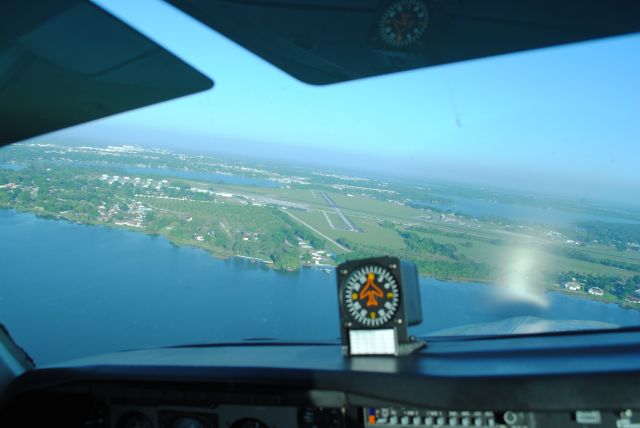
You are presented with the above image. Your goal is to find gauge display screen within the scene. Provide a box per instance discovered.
[342,264,400,327]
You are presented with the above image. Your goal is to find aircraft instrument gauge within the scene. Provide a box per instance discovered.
[343,264,400,328]
[337,256,424,356]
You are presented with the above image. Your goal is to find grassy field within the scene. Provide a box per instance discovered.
[329,192,423,221]
[294,210,406,251]
[580,245,640,263]
[140,180,640,280]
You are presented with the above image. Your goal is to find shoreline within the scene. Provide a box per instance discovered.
[1,207,638,310]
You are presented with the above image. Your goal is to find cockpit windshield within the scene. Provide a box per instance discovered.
[0,0,639,365]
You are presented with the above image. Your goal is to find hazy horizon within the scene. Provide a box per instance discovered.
[22,135,640,211]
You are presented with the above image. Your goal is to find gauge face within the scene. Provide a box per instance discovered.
[343,264,400,327]
[379,0,429,48]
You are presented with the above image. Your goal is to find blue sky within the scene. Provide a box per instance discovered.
[50,0,640,203]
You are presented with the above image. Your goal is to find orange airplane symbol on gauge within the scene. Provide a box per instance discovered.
[360,273,383,307]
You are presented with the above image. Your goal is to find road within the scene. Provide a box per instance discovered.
[281,209,351,253]
[322,210,335,229]
[319,191,360,232]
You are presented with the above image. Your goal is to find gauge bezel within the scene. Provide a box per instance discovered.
[337,256,423,355]
[378,0,430,49]
[340,263,401,328]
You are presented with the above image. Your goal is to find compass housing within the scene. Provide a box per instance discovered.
[377,0,430,50]
[336,256,423,356]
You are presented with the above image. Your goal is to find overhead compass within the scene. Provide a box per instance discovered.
[378,0,429,48]
[343,264,400,327]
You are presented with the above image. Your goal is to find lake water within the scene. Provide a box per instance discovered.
[25,160,278,188]
[124,166,278,188]
[1,210,638,365]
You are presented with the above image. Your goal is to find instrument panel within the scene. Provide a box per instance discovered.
[364,408,501,427]
[4,328,640,428]
[108,403,640,428]
[3,378,640,428]
[362,406,640,428]
[112,404,347,428]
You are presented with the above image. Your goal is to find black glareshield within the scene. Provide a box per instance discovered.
[168,0,640,85]
[337,256,424,355]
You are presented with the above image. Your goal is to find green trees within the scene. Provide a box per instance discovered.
[0,189,10,205]
[17,190,31,204]
[568,221,640,250]
[270,247,299,269]
[273,209,326,250]
[550,247,640,273]
[335,234,495,282]
[553,271,640,302]
[145,211,157,223]
[401,232,459,259]
[213,229,231,249]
